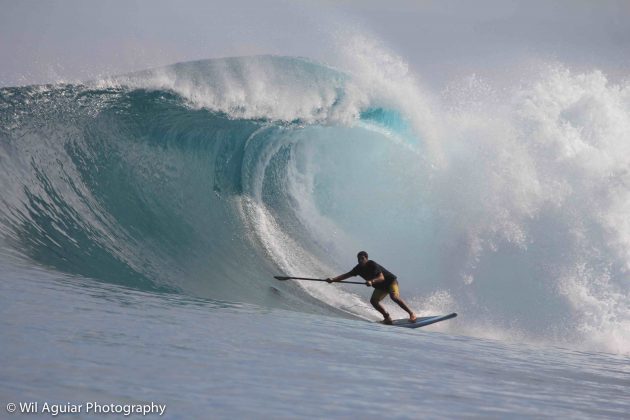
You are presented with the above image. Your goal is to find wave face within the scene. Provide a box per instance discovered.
[1,55,629,354]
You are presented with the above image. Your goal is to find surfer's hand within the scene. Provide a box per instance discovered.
[366,280,373,287]
[326,278,333,283]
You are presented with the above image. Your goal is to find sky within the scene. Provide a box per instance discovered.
[1,0,630,88]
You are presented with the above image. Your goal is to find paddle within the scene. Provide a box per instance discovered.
[274,276,365,285]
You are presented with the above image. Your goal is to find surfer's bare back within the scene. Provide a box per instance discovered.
[327,251,416,324]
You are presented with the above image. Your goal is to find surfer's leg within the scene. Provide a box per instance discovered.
[370,289,391,324]
[389,281,416,322]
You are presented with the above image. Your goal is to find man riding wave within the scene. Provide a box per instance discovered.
[327,251,416,325]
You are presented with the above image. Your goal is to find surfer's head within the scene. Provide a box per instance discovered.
[357,251,368,266]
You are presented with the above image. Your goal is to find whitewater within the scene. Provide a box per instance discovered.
[1,50,629,417]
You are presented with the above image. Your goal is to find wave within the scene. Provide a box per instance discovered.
[1,54,629,354]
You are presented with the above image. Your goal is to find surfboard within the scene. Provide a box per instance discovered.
[383,312,457,329]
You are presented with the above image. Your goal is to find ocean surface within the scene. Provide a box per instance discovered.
[1,55,629,418]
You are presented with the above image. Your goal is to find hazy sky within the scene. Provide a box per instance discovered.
[1,0,630,87]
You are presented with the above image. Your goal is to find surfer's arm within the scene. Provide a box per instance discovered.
[326,271,354,283]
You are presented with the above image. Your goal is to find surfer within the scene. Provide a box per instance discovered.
[327,251,417,325]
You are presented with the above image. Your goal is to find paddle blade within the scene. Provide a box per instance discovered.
[274,276,291,281]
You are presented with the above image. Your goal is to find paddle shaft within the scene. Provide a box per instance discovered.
[275,276,365,285]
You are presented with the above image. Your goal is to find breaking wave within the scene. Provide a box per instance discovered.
[1,52,628,354]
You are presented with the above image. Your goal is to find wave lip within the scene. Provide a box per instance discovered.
[99,55,366,124]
